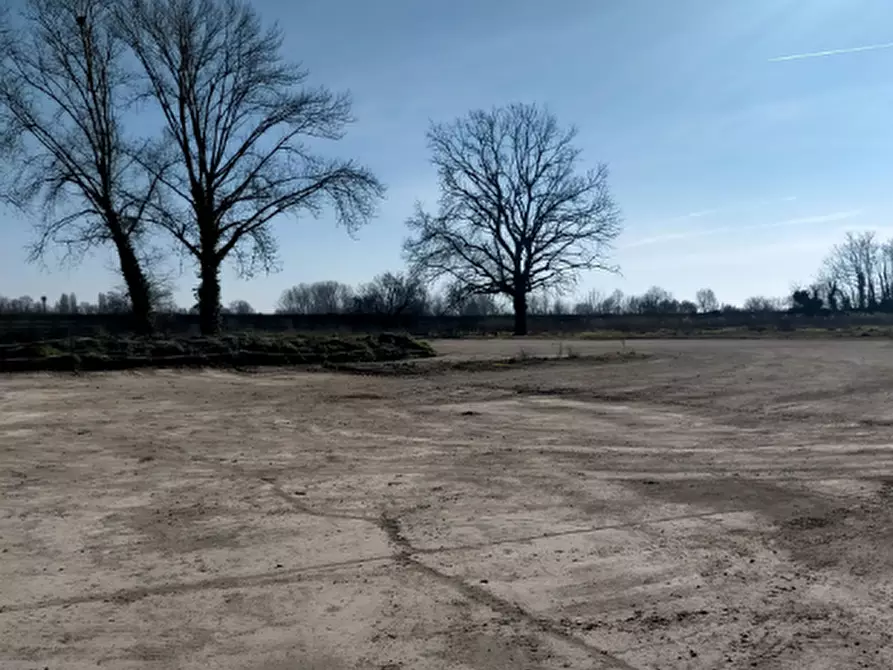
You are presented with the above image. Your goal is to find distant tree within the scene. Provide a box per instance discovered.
[23,296,38,312]
[55,292,70,314]
[0,295,40,312]
[600,289,626,314]
[695,288,719,313]
[0,0,157,332]
[117,0,384,335]
[790,288,824,316]
[147,281,177,313]
[440,283,501,316]
[572,289,627,315]
[742,296,785,312]
[822,232,885,310]
[811,275,842,312]
[460,294,501,316]
[572,289,602,315]
[276,285,313,314]
[550,298,569,315]
[308,281,353,314]
[630,286,679,314]
[226,300,255,315]
[352,272,428,316]
[276,281,354,314]
[69,293,78,314]
[108,291,131,313]
[93,290,130,314]
[526,291,551,316]
[404,102,622,335]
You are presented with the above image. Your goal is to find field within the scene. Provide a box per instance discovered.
[3,338,893,669]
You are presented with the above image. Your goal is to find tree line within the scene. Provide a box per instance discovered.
[0,278,811,317]
[5,225,892,319]
[789,232,893,315]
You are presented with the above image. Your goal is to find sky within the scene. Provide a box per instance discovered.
[3,0,893,311]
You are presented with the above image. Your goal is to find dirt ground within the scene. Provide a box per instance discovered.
[3,338,893,669]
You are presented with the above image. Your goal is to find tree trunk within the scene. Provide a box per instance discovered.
[512,291,528,336]
[197,256,222,335]
[113,236,153,335]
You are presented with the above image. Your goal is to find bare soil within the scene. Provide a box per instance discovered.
[3,338,893,669]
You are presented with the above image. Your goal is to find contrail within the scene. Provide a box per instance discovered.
[769,42,893,62]
[660,196,797,225]
[622,210,862,249]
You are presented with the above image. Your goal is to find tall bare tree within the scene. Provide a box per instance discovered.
[404,103,622,335]
[0,0,157,333]
[117,0,384,334]
[823,232,881,310]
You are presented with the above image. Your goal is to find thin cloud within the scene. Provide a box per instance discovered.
[653,196,797,226]
[769,42,893,62]
[622,210,863,249]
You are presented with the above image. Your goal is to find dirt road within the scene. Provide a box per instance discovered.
[3,338,893,669]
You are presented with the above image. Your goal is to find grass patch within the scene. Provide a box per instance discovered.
[0,332,435,373]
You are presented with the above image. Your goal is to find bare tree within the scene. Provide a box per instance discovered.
[629,286,678,314]
[352,272,428,316]
[823,232,882,310]
[404,103,622,335]
[276,284,313,314]
[117,0,384,334]
[526,291,551,316]
[97,289,131,313]
[695,288,719,313]
[224,299,254,314]
[600,289,626,314]
[0,0,158,332]
[550,298,569,315]
[877,239,893,308]
[742,295,786,312]
[276,281,353,314]
[572,289,603,315]
[307,280,354,314]
[55,292,71,313]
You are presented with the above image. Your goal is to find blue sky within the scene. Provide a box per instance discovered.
[3,0,893,310]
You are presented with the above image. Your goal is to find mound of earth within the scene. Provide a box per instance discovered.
[0,331,435,373]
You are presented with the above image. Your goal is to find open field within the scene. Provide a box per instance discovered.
[3,338,893,669]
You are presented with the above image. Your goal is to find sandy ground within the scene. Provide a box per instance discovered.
[3,338,893,669]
